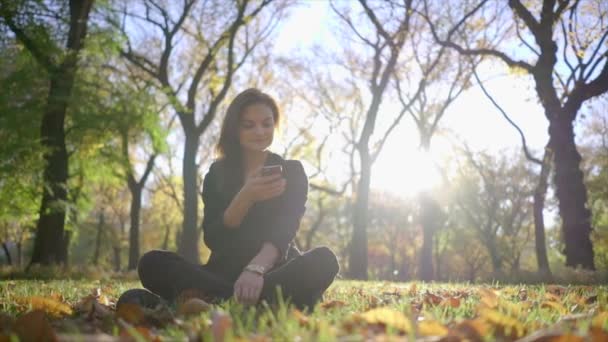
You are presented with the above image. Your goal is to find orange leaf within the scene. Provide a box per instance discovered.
[592,312,608,329]
[212,310,233,342]
[291,309,310,327]
[423,292,443,306]
[478,288,499,309]
[15,296,73,318]
[13,310,58,342]
[441,296,461,308]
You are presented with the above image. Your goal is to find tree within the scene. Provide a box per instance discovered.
[106,0,283,262]
[331,0,413,280]
[424,0,608,270]
[452,148,535,275]
[1,0,95,265]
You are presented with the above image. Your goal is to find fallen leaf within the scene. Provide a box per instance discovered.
[291,309,309,327]
[441,296,461,308]
[546,285,567,297]
[423,292,443,306]
[479,308,526,339]
[478,288,499,309]
[212,310,233,342]
[592,311,608,329]
[540,301,568,315]
[320,300,347,310]
[13,310,58,342]
[353,307,412,334]
[418,319,448,337]
[15,296,73,318]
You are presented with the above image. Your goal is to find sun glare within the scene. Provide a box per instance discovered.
[372,149,444,198]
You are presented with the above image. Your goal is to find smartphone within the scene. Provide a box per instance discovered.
[261,165,283,177]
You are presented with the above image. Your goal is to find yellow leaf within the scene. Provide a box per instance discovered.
[418,320,448,337]
[354,307,412,333]
[15,296,73,318]
[479,308,526,339]
[592,312,608,329]
[540,301,568,315]
[478,288,499,309]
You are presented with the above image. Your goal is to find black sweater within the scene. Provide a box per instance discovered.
[201,152,308,282]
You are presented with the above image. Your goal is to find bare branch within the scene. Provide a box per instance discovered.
[471,61,542,164]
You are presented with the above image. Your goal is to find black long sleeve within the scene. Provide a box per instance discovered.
[200,153,308,281]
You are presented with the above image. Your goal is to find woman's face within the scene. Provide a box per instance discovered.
[238,103,275,153]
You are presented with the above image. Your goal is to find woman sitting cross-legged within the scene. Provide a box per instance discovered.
[119,88,339,311]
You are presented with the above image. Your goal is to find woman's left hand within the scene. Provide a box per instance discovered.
[233,270,264,305]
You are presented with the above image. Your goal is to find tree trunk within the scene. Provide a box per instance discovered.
[178,130,200,263]
[534,147,553,278]
[29,73,70,265]
[549,115,595,270]
[16,242,22,268]
[486,237,502,275]
[128,184,142,270]
[92,210,104,266]
[29,0,94,266]
[162,224,170,250]
[349,146,371,280]
[418,193,438,281]
[2,242,12,265]
[113,246,121,272]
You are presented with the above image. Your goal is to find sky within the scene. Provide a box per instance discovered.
[271,1,550,198]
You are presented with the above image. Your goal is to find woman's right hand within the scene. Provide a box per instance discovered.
[241,168,286,204]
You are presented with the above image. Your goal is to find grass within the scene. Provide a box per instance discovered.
[1,278,607,341]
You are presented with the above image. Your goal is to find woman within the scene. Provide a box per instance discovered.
[122,88,339,311]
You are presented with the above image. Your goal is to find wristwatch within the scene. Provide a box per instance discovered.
[244,264,266,276]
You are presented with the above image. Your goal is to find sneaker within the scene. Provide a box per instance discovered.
[116,288,167,310]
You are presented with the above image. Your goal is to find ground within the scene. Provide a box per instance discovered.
[0,277,607,341]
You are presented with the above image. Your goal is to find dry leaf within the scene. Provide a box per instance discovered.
[212,310,233,342]
[540,301,568,315]
[15,296,73,318]
[592,312,608,329]
[291,309,309,327]
[546,285,567,297]
[418,319,448,337]
[320,300,347,309]
[13,310,58,342]
[478,288,499,309]
[423,292,443,306]
[353,307,412,334]
[479,308,526,339]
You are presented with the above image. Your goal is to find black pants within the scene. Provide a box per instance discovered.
[137,246,339,310]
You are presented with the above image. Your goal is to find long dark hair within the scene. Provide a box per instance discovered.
[216,88,280,163]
